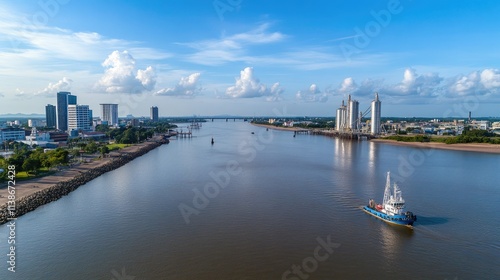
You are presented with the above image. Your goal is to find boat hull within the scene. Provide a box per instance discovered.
[363,206,416,226]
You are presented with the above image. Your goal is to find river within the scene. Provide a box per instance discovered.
[1,121,499,279]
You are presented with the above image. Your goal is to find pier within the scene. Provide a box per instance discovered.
[177,131,192,138]
[294,129,310,135]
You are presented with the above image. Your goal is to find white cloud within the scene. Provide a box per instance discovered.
[335,68,442,98]
[184,23,286,66]
[335,77,382,97]
[225,67,283,100]
[155,73,201,96]
[386,68,442,97]
[267,82,285,102]
[446,69,500,97]
[296,84,329,102]
[35,77,73,96]
[0,6,169,63]
[95,51,156,94]
[338,78,358,95]
[335,68,500,103]
[480,69,500,89]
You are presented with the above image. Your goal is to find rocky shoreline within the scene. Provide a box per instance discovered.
[0,140,166,225]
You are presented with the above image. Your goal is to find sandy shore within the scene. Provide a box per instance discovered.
[251,123,310,132]
[371,139,500,154]
[0,141,159,206]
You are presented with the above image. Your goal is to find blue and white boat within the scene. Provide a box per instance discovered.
[363,172,417,227]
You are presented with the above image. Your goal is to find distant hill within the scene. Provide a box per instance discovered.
[0,113,45,119]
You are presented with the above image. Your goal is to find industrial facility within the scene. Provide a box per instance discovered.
[336,93,381,135]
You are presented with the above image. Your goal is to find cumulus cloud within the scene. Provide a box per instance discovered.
[225,67,283,101]
[96,50,156,94]
[35,77,73,96]
[336,77,382,97]
[155,73,201,97]
[296,84,328,102]
[267,82,285,102]
[446,68,500,97]
[386,68,442,97]
[334,68,500,103]
[335,68,442,98]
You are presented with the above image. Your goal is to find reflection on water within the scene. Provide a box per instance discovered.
[379,223,414,266]
[368,141,377,177]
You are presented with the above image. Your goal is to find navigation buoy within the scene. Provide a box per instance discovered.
[211,138,214,145]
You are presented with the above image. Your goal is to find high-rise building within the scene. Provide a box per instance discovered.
[100,104,118,126]
[56,91,71,131]
[150,106,159,122]
[68,95,77,105]
[88,109,93,128]
[45,104,56,128]
[371,93,381,135]
[68,105,90,132]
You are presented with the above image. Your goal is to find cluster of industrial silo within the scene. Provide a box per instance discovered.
[336,93,381,135]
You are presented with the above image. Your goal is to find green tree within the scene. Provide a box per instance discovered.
[120,129,136,144]
[99,146,110,156]
[22,157,41,175]
[70,149,81,157]
[85,141,98,154]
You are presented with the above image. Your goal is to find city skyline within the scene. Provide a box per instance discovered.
[1,1,500,117]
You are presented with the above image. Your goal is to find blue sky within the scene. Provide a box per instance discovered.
[1,0,500,117]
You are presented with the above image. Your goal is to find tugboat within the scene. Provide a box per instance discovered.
[363,172,417,227]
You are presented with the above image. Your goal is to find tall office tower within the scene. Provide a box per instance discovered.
[371,93,381,135]
[100,104,119,126]
[68,105,90,132]
[88,109,93,127]
[336,100,347,132]
[68,95,77,105]
[150,106,159,122]
[348,97,359,131]
[56,91,72,131]
[45,104,56,128]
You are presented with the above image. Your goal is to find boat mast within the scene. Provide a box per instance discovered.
[383,171,391,205]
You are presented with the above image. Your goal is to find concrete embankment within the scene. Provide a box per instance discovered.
[0,141,165,225]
